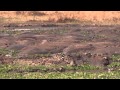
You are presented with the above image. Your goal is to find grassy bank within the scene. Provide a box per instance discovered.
[0,63,119,79]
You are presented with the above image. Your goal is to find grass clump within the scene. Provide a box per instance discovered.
[0,30,21,35]
[0,48,19,58]
[28,53,51,59]
[0,48,10,55]
[112,54,120,61]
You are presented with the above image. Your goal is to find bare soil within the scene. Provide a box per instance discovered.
[0,22,120,67]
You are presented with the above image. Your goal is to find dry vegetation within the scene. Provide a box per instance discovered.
[0,11,120,25]
[0,11,120,79]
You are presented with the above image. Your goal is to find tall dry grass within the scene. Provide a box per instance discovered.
[0,11,120,25]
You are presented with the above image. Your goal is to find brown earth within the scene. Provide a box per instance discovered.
[0,22,120,67]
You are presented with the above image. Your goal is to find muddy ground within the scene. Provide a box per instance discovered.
[0,22,120,67]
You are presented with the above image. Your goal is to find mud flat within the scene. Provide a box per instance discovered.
[0,23,120,68]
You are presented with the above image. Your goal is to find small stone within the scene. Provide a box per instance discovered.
[70,60,77,66]
[5,54,12,58]
[58,67,65,72]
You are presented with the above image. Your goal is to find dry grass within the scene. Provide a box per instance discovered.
[0,11,120,25]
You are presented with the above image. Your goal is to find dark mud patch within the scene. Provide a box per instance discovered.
[7,44,26,51]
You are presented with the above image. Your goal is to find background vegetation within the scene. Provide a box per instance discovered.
[0,11,120,25]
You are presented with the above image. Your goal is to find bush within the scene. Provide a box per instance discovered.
[57,17,80,23]
[28,11,46,16]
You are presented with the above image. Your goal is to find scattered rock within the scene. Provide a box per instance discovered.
[70,60,77,66]
[59,67,65,72]
[102,56,112,66]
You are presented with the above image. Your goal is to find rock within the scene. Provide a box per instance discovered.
[70,60,77,66]
[84,52,92,58]
[5,54,12,58]
[102,56,112,66]
[89,53,112,67]
[41,40,48,44]
[58,67,65,72]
